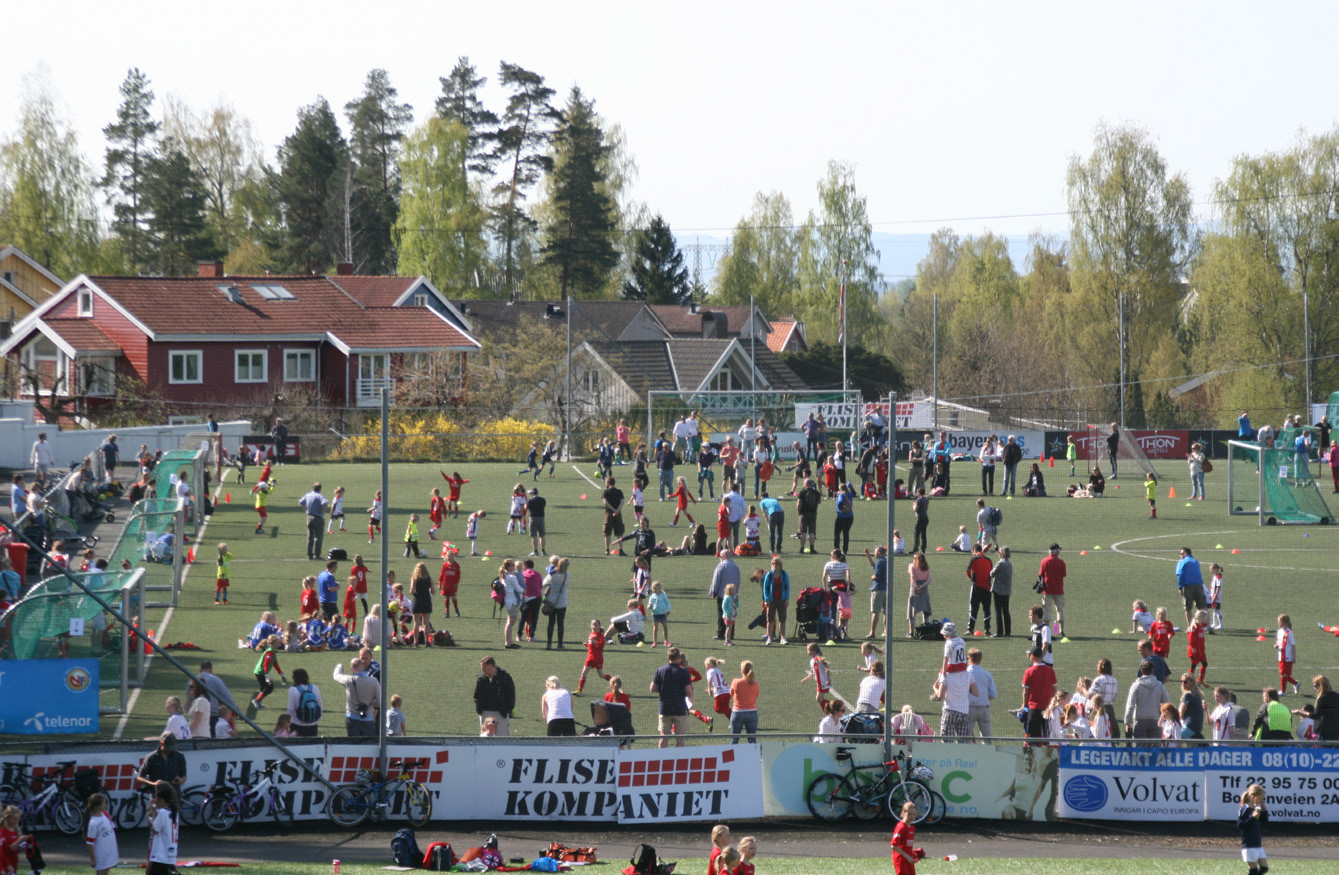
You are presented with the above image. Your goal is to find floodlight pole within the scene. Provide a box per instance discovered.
[1118,289,1127,431]
[566,295,573,461]
[378,387,390,777]
[883,392,897,758]
[932,294,939,430]
[1304,289,1312,430]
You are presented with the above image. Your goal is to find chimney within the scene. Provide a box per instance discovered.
[197,261,224,279]
[702,310,728,339]
[336,262,354,276]
[689,302,699,314]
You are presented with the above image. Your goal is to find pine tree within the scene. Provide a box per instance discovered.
[344,70,412,274]
[142,143,221,276]
[541,88,619,298]
[491,62,559,296]
[102,68,159,272]
[436,57,498,177]
[622,214,690,304]
[275,98,348,275]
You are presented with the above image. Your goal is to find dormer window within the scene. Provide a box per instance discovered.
[77,287,94,317]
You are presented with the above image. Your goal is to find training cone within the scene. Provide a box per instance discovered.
[579,494,587,500]
[1049,457,1055,467]
[1094,545,1101,550]
[1112,628,1122,634]
[1060,637,1071,644]
[973,630,984,636]
[145,629,155,654]
[225,492,231,503]
[936,546,945,551]
[1257,635,1268,642]
[186,547,194,563]
[1169,486,1176,499]
[1216,544,1223,549]
[1257,628,1267,634]
[1232,549,1240,554]
[636,641,645,648]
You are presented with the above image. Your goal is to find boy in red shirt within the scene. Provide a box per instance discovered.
[438,552,462,617]
[1150,607,1175,657]
[1022,646,1057,742]
[350,554,370,617]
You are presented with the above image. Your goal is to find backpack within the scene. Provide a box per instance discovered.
[624,844,675,875]
[391,828,423,868]
[986,506,1002,527]
[422,842,456,871]
[913,620,944,641]
[490,578,506,604]
[543,843,598,864]
[295,684,322,724]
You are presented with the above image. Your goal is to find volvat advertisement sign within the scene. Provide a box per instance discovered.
[1057,746,1202,820]
[1203,747,1339,823]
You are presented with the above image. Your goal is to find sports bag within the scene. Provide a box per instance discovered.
[422,841,457,871]
[624,843,675,875]
[295,684,322,724]
[391,828,423,868]
[542,843,598,863]
[986,506,1002,527]
[913,619,944,641]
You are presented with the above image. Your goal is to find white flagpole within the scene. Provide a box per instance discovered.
[840,259,848,393]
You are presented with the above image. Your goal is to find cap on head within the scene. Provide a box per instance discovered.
[941,621,958,637]
[1049,543,1061,552]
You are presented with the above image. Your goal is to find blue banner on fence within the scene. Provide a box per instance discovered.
[0,660,100,735]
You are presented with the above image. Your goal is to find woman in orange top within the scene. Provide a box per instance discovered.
[729,660,760,743]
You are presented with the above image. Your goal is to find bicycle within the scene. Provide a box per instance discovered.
[0,761,83,835]
[327,758,432,827]
[201,762,294,832]
[885,750,937,822]
[805,748,933,822]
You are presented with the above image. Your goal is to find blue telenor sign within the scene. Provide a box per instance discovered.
[0,660,100,735]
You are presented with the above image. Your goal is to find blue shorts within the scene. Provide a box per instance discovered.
[653,614,668,624]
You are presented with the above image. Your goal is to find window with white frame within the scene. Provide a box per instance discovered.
[412,293,429,307]
[169,351,202,384]
[709,370,735,392]
[80,358,115,396]
[77,287,94,317]
[283,349,315,382]
[583,369,600,393]
[234,349,267,383]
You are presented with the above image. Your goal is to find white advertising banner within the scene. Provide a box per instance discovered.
[1203,747,1339,823]
[1057,746,1203,821]
[615,744,763,823]
[473,745,618,821]
[794,403,861,430]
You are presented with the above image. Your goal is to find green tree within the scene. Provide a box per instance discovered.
[622,214,689,303]
[796,161,886,350]
[436,56,498,177]
[275,98,348,274]
[0,70,101,278]
[161,98,263,254]
[889,228,959,392]
[713,191,798,315]
[102,68,159,272]
[142,143,220,275]
[344,69,413,274]
[540,87,619,298]
[782,341,903,400]
[490,62,559,296]
[1067,122,1194,425]
[394,117,485,293]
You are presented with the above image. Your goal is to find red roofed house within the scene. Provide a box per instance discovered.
[0,263,480,419]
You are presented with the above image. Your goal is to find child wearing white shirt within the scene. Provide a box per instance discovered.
[1131,600,1154,633]
[85,794,119,875]
[951,526,972,552]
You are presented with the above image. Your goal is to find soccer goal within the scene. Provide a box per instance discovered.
[1227,439,1333,525]
[1084,424,1164,479]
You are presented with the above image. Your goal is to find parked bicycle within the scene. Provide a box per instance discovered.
[201,761,294,832]
[0,762,82,835]
[327,758,431,827]
[806,748,938,823]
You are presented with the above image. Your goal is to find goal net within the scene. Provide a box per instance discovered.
[646,390,863,453]
[1227,439,1333,525]
[1084,425,1164,479]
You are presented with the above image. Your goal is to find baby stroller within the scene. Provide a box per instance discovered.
[793,586,834,642]
[580,700,635,747]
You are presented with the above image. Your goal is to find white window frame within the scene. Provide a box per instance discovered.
[80,356,116,396]
[412,293,429,307]
[283,348,316,383]
[168,350,203,385]
[709,370,735,392]
[77,287,94,317]
[234,349,268,384]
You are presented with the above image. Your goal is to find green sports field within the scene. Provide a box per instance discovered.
[115,458,1339,741]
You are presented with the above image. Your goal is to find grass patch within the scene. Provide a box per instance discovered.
[115,459,1339,740]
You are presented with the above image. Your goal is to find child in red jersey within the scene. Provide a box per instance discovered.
[801,642,833,706]
[350,554,370,616]
[890,800,922,875]
[604,675,631,711]
[438,551,462,617]
[441,471,468,518]
[716,498,732,546]
[707,824,730,875]
[428,488,447,540]
[299,576,319,620]
[733,836,757,875]
[1150,606,1175,657]
[577,620,612,694]
[1187,609,1209,683]
[671,476,697,526]
[679,651,713,730]
[342,577,358,631]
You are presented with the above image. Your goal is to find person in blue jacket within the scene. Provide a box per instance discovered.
[762,556,791,646]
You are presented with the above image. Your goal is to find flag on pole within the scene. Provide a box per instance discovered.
[837,261,847,345]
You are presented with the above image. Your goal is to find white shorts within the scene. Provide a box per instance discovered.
[1241,847,1265,863]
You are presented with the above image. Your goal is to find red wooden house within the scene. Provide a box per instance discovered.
[0,264,480,419]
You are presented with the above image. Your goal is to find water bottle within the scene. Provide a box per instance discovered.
[333,861,341,875]
[944,855,958,862]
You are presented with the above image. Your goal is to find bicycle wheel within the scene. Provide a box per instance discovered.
[270,792,295,829]
[0,783,31,807]
[114,792,147,830]
[203,796,239,832]
[53,797,83,835]
[851,777,884,821]
[327,786,370,827]
[403,783,431,827]
[179,788,208,826]
[886,780,933,823]
[924,789,946,825]
[805,772,854,821]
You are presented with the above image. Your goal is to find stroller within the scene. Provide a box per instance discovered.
[580,700,635,746]
[793,586,835,641]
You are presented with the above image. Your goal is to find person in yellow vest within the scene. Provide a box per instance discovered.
[1251,688,1293,741]
[404,513,423,559]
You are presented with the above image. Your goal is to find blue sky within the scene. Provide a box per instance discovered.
[7,1,1339,267]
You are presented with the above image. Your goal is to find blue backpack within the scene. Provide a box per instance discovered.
[391,828,422,868]
[294,684,322,724]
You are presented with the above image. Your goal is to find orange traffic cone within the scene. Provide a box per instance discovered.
[1039,448,1045,460]
[1168,486,1176,499]
[186,546,195,563]
[145,629,155,655]
[1048,457,1054,468]
[225,492,231,503]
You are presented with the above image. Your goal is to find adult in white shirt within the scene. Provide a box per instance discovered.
[30,432,54,482]
[672,416,692,457]
[185,680,211,739]
[738,419,757,459]
[726,484,746,545]
[609,600,646,642]
[965,649,997,741]
[857,661,886,714]
[541,676,576,736]
[822,551,850,591]
[814,698,847,743]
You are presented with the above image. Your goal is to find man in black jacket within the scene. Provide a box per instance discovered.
[796,479,821,554]
[474,655,516,737]
[136,733,187,791]
[1001,436,1024,497]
